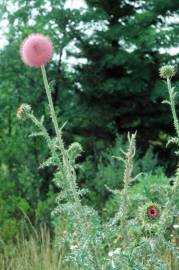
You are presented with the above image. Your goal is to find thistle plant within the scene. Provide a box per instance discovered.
[17,33,179,270]
[106,132,137,232]
[100,67,179,269]
[159,65,179,238]
[160,65,179,139]
[19,33,101,270]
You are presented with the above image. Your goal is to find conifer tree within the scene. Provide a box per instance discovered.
[67,0,179,152]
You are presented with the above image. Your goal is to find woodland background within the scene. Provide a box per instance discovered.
[0,0,179,241]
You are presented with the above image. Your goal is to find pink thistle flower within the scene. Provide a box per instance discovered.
[20,33,53,67]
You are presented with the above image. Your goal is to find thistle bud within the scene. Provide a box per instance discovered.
[67,142,83,161]
[16,104,32,119]
[159,65,176,79]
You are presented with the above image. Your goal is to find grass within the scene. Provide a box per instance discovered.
[0,226,71,270]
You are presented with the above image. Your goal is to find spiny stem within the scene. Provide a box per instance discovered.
[121,133,136,242]
[41,65,99,269]
[41,65,65,156]
[41,65,81,205]
[167,77,179,138]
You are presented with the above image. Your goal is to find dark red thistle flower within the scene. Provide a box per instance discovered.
[146,205,160,219]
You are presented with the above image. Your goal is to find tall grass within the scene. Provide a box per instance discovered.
[0,226,72,270]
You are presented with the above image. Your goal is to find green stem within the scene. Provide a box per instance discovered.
[167,77,179,138]
[120,133,136,243]
[41,65,65,155]
[41,65,81,204]
[41,65,99,270]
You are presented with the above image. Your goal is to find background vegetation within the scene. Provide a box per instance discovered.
[0,1,178,266]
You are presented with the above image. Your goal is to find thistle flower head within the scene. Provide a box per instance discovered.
[146,204,160,220]
[20,33,53,67]
[159,65,176,79]
[139,202,160,225]
[16,104,31,119]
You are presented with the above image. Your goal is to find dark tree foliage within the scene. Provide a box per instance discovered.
[67,0,179,150]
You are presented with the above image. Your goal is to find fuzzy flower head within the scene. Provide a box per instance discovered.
[20,33,53,67]
[159,65,176,79]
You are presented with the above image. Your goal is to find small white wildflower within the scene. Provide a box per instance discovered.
[70,244,78,250]
[113,248,121,255]
[108,248,121,257]
[108,251,113,257]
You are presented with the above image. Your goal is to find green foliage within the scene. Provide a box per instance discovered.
[104,168,169,218]
[68,0,179,154]
[17,61,178,269]
[79,136,159,210]
[0,0,179,240]
[0,1,179,269]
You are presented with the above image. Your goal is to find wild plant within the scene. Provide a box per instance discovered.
[17,32,178,270]
[19,33,101,270]
[102,66,179,269]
